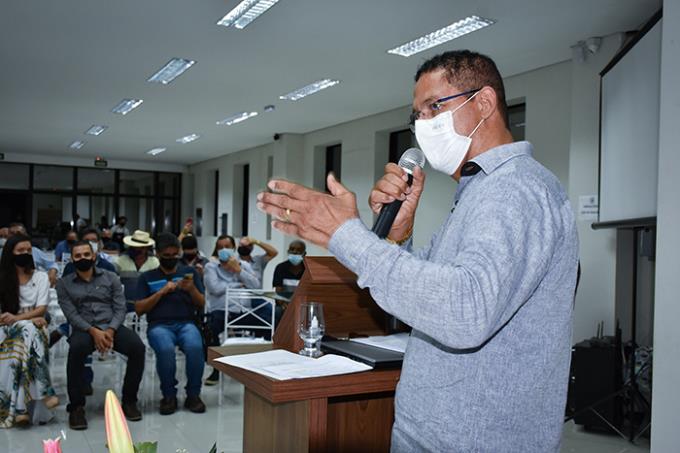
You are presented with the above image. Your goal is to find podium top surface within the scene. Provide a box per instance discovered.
[208,347,400,404]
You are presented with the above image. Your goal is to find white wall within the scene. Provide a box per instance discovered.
[651,2,680,450]
[567,36,621,342]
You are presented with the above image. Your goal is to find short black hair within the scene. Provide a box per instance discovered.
[212,234,235,257]
[156,232,180,253]
[80,227,100,241]
[415,50,509,128]
[70,240,93,253]
[181,235,198,250]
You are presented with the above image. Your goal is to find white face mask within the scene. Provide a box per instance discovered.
[415,91,484,175]
[89,241,99,254]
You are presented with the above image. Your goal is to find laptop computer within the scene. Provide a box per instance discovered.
[321,339,404,369]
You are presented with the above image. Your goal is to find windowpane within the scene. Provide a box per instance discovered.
[158,173,181,197]
[325,144,341,192]
[118,197,154,234]
[160,198,179,233]
[34,165,73,191]
[32,193,73,245]
[0,163,29,189]
[119,171,154,196]
[76,195,114,230]
[389,129,413,164]
[508,103,526,142]
[78,168,115,194]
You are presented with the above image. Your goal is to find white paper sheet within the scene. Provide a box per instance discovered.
[350,333,410,353]
[215,349,373,380]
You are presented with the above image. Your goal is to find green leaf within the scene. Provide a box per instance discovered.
[133,441,158,453]
[208,442,217,453]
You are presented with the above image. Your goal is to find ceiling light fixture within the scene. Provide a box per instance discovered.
[111,98,143,115]
[176,133,200,144]
[147,58,196,85]
[216,111,258,126]
[85,125,108,136]
[217,0,280,29]
[387,15,496,57]
[69,140,85,150]
[279,79,340,101]
[147,148,166,156]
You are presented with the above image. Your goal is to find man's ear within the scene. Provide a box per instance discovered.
[476,86,497,120]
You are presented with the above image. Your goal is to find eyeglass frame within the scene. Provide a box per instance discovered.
[409,88,481,132]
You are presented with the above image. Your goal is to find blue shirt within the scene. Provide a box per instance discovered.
[138,265,205,325]
[54,240,71,262]
[62,254,116,276]
[203,260,260,313]
[32,247,58,272]
[329,142,579,452]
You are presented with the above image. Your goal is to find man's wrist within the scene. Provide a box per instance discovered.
[386,223,414,245]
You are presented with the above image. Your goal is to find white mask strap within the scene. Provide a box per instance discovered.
[469,117,485,138]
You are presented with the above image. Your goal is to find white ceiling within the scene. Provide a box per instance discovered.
[0,0,658,165]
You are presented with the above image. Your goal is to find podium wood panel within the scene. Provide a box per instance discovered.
[211,257,401,453]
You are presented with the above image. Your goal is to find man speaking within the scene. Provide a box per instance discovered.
[257,50,578,452]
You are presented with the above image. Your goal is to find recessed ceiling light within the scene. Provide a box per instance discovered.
[387,15,496,57]
[85,125,108,136]
[216,111,258,126]
[148,58,196,85]
[147,148,166,156]
[279,79,340,101]
[69,140,85,150]
[217,0,280,29]
[112,99,143,115]
[176,133,200,144]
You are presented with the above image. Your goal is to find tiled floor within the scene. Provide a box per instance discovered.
[0,348,651,453]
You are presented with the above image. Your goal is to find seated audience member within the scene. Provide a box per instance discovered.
[56,241,145,430]
[63,228,116,275]
[101,228,121,254]
[54,230,77,262]
[135,233,206,415]
[237,236,278,284]
[180,235,208,277]
[50,228,118,357]
[273,240,307,298]
[0,235,58,428]
[8,223,58,287]
[114,230,159,279]
[203,235,262,385]
[110,216,130,249]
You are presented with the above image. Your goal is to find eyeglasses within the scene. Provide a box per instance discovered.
[409,88,480,132]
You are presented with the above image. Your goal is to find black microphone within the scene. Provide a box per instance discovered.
[372,148,426,239]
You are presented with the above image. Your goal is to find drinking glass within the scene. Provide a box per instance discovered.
[298,302,325,357]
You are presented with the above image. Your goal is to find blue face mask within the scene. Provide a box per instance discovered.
[218,248,235,262]
[288,254,304,265]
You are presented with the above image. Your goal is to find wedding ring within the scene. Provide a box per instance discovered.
[284,208,292,222]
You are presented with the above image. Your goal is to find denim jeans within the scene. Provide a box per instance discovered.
[147,321,204,398]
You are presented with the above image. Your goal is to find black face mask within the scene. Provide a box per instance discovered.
[14,253,34,270]
[183,252,197,262]
[67,239,76,245]
[238,246,253,256]
[74,258,94,272]
[160,257,179,270]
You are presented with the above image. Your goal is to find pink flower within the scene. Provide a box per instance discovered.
[42,438,62,453]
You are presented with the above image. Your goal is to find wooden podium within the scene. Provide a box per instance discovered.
[208,257,402,453]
